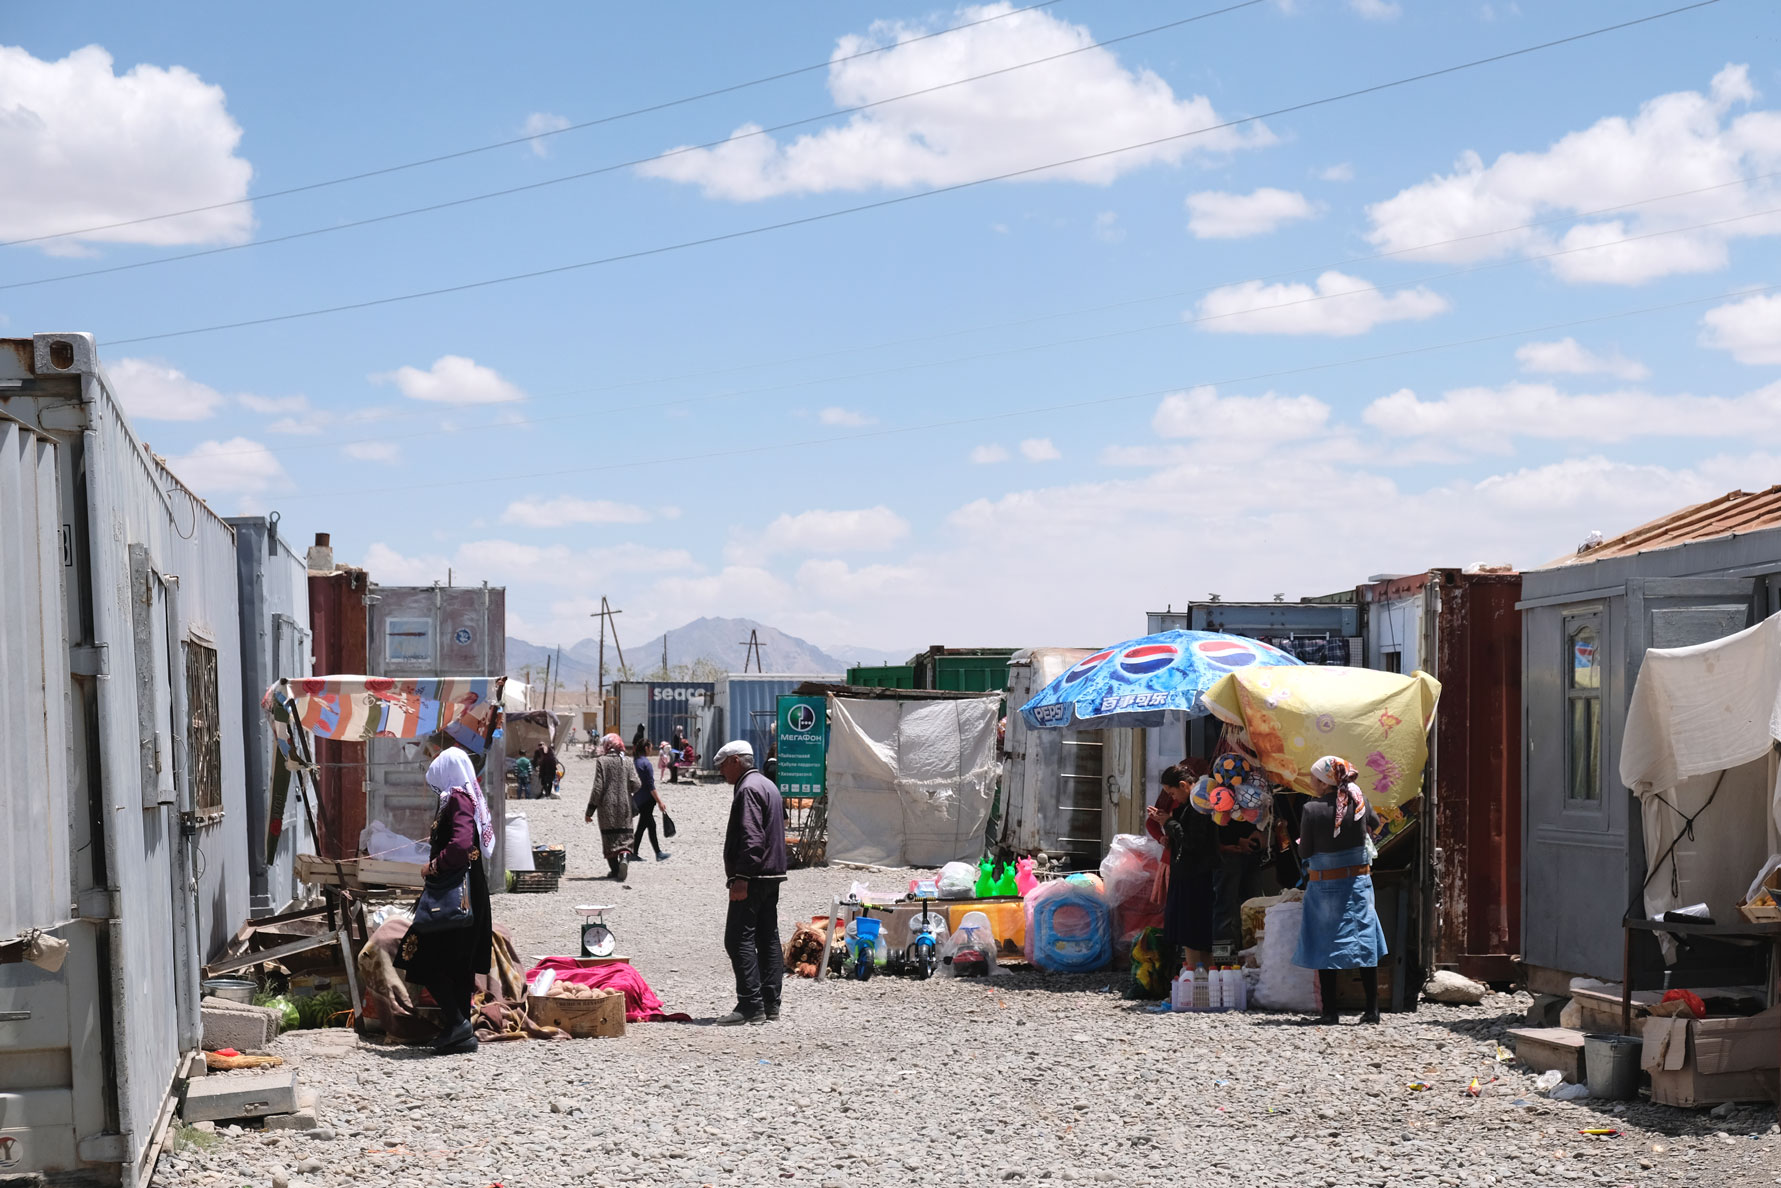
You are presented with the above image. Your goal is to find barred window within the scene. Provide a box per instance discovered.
[184,639,224,814]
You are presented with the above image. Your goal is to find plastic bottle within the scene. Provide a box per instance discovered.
[1213,966,1229,1010]
[1193,964,1210,1011]
[1233,966,1248,1011]
[1174,966,1195,1012]
[1223,967,1239,1011]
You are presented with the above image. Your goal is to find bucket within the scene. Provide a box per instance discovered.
[202,977,257,1004]
[1583,1033,1642,1100]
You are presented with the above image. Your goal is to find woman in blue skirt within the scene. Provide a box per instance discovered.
[1295,755,1386,1025]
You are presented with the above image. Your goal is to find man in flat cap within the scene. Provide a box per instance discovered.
[714,739,786,1026]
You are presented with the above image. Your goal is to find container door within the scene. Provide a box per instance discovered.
[1053,731,1105,868]
[268,614,313,908]
[1102,727,1146,847]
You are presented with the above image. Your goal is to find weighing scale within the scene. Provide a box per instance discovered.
[577,904,617,958]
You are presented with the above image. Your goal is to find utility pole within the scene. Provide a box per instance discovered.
[662,633,669,679]
[540,653,552,712]
[590,598,625,729]
[550,645,562,711]
[740,628,764,674]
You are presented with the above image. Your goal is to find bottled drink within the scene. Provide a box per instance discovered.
[1172,967,1192,1012]
[1193,964,1210,1011]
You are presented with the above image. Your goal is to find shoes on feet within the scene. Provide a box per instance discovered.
[715,1009,765,1027]
[439,1031,479,1055]
[432,1018,475,1053]
[1316,1013,1341,1026]
[1359,1008,1382,1025]
[764,1004,780,1021]
[655,851,672,861]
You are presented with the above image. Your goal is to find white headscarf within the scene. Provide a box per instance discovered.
[427,746,495,851]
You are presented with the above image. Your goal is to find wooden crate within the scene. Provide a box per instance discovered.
[295,855,426,891]
[1739,868,1780,923]
[511,871,559,894]
[528,990,626,1038]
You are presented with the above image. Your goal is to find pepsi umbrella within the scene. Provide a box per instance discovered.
[1018,630,1303,730]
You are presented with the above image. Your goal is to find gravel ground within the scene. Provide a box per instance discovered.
[156,752,1781,1188]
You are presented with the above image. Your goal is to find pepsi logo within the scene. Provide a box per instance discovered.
[1116,643,1179,679]
[1064,649,1114,683]
[1196,639,1263,670]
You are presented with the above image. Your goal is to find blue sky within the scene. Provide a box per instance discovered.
[5,0,1779,653]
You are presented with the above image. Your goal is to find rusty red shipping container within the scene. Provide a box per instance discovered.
[307,565,369,858]
[1429,569,1523,981]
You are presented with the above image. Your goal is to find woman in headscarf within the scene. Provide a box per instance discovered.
[585,733,642,879]
[1144,764,1218,976]
[1295,755,1386,1025]
[394,746,494,1054]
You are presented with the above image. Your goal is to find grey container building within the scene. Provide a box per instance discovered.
[225,516,315,917]
[1519,488,1781,982]
[1,333,252,1184]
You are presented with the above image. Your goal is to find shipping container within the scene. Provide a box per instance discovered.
[718,674,841,769]
[306,565,370,859]
[1,333,252,1184]
[364,583,507,881]
[1148,600,1364,667]
[844,664,915,689]
[998,649,1106,867]
[911,646,1016,693]
[226,516,315,917]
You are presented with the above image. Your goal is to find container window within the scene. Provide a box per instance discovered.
[184,639,224,814]
[1564,617,1601,801]
[386,617,433,663]
[1382,650,1403,674]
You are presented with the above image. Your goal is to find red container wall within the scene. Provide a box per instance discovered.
[307,567,368,859]
[1432,570,1523,981]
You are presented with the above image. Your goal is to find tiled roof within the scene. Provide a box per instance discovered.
[1547,485,1781,566]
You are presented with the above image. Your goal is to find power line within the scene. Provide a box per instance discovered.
[4,1,1264,293]
[178,194,1781,462]
[266,276,1781,503]
[0,0,1071,250]
[103,1,1720,348]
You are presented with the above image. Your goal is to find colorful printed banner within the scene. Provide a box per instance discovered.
[262,676,501,752]
[1202,666,1441,811]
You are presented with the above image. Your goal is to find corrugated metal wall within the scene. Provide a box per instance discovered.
[724,675,840,766]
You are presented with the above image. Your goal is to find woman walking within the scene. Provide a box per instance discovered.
[395,746,493,1055]
[632,741,671,862]
[585,733,641,879]
[1295,755,1387,1025]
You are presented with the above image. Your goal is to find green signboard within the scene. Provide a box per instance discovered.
[775,694,828,796]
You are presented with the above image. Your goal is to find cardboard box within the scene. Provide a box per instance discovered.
[1640,1006,1780,1107]
[528,990,625,1039]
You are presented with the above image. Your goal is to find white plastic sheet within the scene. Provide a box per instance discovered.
[825,695,1000,868]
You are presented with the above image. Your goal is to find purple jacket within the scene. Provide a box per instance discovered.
[723,768,786,881]
[429,789,479,875]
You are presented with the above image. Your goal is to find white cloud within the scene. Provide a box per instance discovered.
[341,441,401,462]
[638,4,1270,201]
[1020,437,1061,461]
[1151,385,1331,439]
[522,111,571,158]
[1318,163,1354,182]
[1193,270,1449,336]
[501,496,654,526]
[1363,380,1781,452]
[161,438,290,496]
[375,355,525,405]
[1186,187,1318,239]
[239,392,332,434]
[1349,0,1401,19]
[818,406,877,427]
[361,539,695,590]
[756,506,910,555]
[1700,291,1781,364]
[107,357,227,421]
[794,558,919,602]
[1093,211,1125,243]
[1515,337,1649,381]
[0,45,252,252]
[970,443,1009,464]
[1365,65,1781,284]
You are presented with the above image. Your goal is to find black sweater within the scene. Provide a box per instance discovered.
[1297,792,1380,860]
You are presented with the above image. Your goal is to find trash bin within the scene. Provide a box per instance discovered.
[1583,1033,1642,1100]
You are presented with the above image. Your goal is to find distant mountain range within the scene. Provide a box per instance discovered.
[508,616,913,696]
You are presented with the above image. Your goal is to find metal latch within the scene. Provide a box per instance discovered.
[70,643,109,676]
[0,1011,30,1022]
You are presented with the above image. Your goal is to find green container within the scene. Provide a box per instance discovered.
[847,664,916,689]
[927,652,1015,693]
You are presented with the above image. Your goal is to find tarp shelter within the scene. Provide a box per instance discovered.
[824,691,1000,867]
[1620,612,1781,937]
[1202,666,1442,812]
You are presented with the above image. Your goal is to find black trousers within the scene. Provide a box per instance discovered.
[723,878,783,1015]
[633,803,661,856]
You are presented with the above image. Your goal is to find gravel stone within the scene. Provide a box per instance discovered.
[147,753,1781,1188]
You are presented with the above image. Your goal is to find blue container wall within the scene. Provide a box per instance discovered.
[725,676,840,766]
[646,682,713,747]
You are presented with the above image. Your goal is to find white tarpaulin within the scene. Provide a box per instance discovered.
[1620,612,1781,937]
[825,694,1000,868]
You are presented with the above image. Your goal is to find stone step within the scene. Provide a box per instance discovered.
[1507,1026,1586,1083]
[183,1068,300,1124]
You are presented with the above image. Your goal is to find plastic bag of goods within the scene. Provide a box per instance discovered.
[942,911,997,977]
[938,861,977,899]
[1099,833,1165,956]
[1024,878,1112,973]
[504,813,535,871]
[1251,899,1319,1012]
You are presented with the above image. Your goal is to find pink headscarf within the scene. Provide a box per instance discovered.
[600,733,627,756]
[426,746,495,851]
[1310,755,1366,840]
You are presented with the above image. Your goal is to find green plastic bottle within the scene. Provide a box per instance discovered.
[973,858,995,898]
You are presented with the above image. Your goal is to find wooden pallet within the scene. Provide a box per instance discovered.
[296,854,426,891]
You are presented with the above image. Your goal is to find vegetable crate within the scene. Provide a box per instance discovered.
[511,871,560,894]
[528,988,626,1038]
[532,845,568,874]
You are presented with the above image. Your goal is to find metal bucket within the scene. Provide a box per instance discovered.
[202,977,257,1004]
[1583,1033,1642,1100]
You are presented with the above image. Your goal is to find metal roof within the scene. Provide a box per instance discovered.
[1545,484,1781,566]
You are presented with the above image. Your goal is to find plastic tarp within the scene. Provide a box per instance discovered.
[1203,666,1441,811]
[1620,612,1781,934]
[825,694,1000,868]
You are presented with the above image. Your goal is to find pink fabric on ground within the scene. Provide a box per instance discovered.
[525,957,691,1022]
